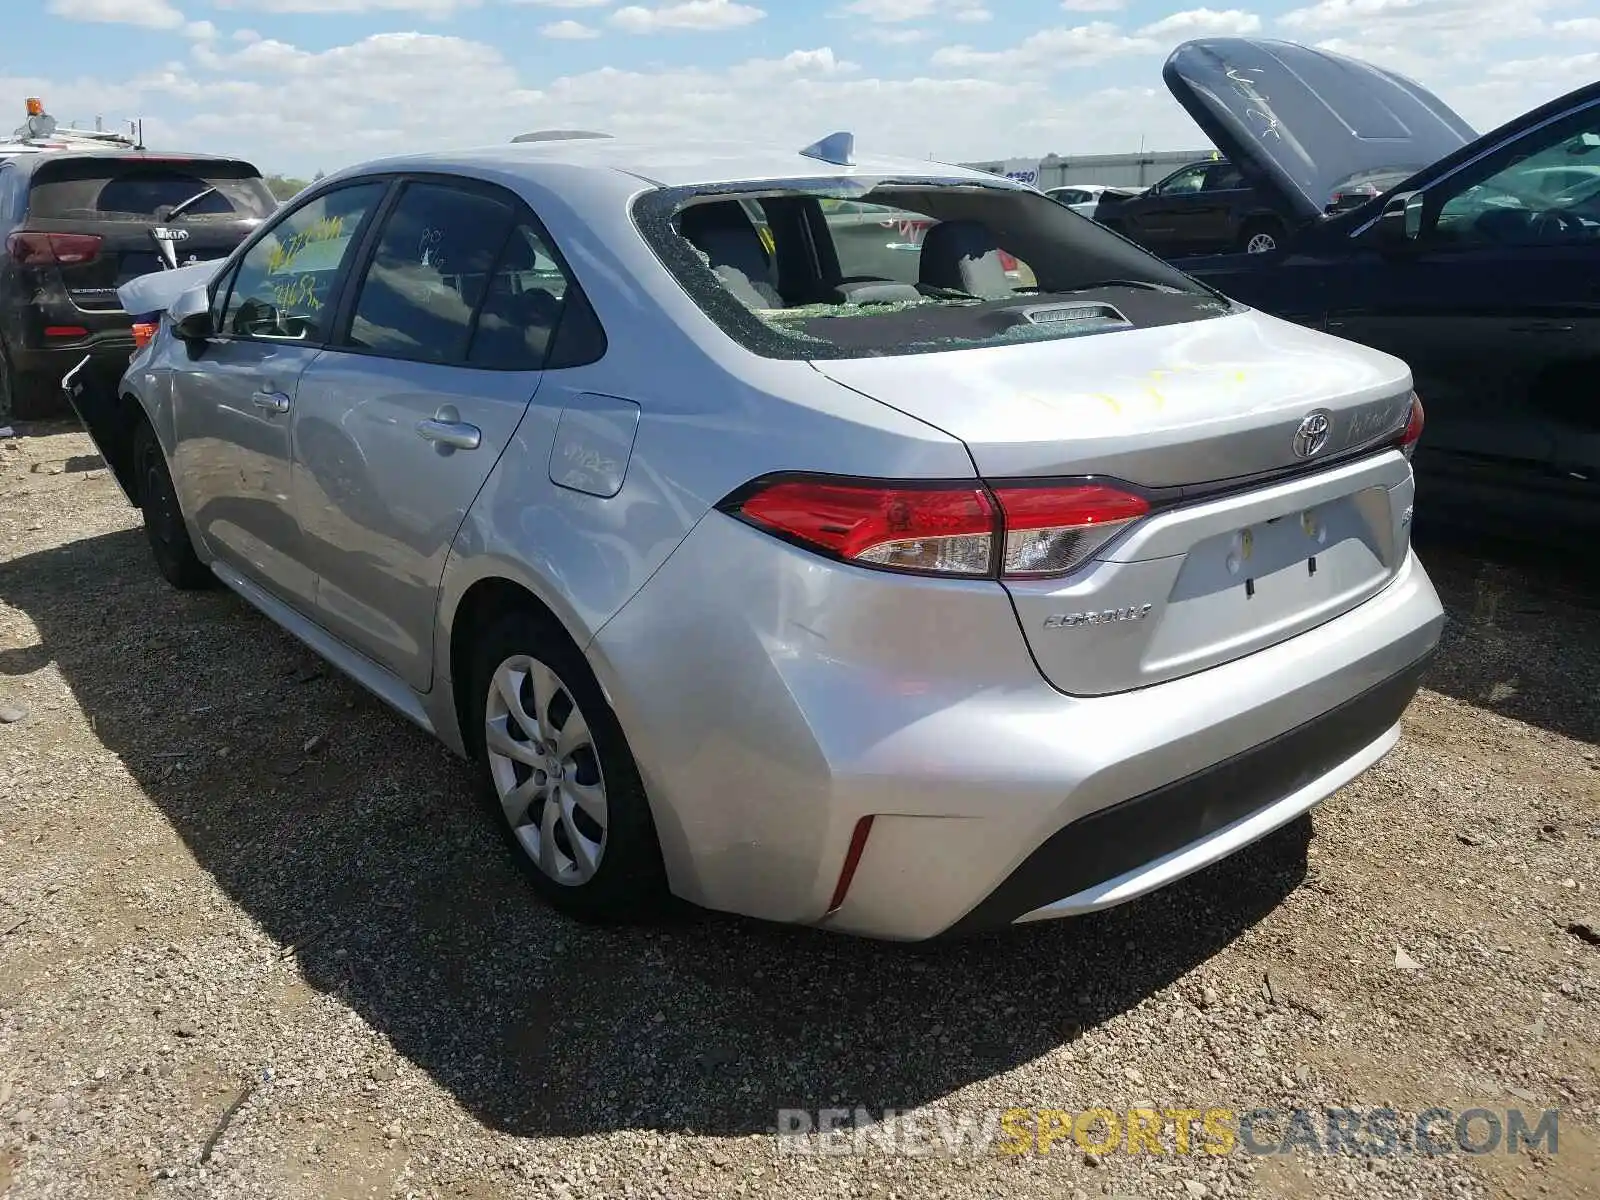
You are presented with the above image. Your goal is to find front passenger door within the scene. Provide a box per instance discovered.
[290,179,567,691]
[171,181,388,609]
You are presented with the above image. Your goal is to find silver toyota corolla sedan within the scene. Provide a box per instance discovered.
[65,132,1444,941]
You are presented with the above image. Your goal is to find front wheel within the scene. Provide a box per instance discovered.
[468,609,667,923]
[1240,220,1285,255]
[132,421,213,590]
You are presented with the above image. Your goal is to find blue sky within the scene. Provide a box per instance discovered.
[5,0,1596,176]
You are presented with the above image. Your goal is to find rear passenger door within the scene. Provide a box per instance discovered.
[289,176,566,691]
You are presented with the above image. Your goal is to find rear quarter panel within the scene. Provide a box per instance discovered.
[426,161,973,751]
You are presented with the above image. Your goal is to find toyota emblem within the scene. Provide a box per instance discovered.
[1292,411,1332,459]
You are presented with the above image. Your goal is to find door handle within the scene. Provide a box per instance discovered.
[1508,322,1574,333]
[250,389,292,414]
[416,417,482,451]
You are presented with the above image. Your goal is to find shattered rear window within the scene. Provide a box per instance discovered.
[634,179,1235,361]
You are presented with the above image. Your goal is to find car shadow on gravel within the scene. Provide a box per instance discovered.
[1411,529,1600,747]
[0,527,1317,1139]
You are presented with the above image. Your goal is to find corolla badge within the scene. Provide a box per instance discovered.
[1292,410,1332,459]
[1044,604,1153,630]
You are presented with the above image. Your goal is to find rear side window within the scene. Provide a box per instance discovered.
[344,181,516,364]
[466,221,571,370]
[26,158,277,221]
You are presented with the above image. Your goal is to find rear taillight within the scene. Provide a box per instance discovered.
[6,231,103,267]
[132,322,158,349]
[733,479,997,576]
[725,476,1150,579]
[1397,392,1424,459]
[990,484,1150,577]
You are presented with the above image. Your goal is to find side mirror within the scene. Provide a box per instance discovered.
[1372,191,1425,251]
[168,283,215,341]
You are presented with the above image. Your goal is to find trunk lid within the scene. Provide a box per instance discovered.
[812,309,1412,486]
[1162,37,1477,223]
[812,309,1418,695]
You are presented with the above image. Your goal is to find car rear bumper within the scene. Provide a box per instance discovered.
[10,334,136,384]
[589,513,1445,942]
[941,648,1428,936]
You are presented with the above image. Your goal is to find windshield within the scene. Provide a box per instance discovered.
[636,181,1234,360]
[27,158,277,221]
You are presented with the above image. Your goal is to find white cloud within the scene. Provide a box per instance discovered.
[857,27,928,43]
[835,0,988,21]
[610,0,763,32]
[233,27,262,41]
[1553,17,1600,37]
[1137,7,1261,36]
[66,28,1196,174]
[836,0,937,18]
[210,0,479,14]
[1490,51,1600,80]
[47,0,185,28]
[1061,0,1124,10]
[1280,0,1549,44]
[22,9,1592,184]
[736,47,858,77]
[1279,0,1563,92]
[184,19,219,39]
[932,23,1157,71]
[541,18,601,36]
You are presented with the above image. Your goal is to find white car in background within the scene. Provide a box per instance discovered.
[1046,183,1145,219]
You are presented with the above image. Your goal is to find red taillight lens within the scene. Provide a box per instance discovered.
[132,322,158,349]
[6,231,103,267]
[734,479,997,576]
[728,476,1150,578]
[1397,392,1424,459]
[991,484,1151,577]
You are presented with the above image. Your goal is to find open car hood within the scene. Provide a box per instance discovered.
[1163,38,1478,223]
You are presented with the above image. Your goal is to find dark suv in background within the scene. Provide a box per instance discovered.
[0,148,276,418]
[1092,156,1297,257]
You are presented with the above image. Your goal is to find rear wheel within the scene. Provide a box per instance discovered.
[0,340,52,421]
[468,608,667,922]
[1240,219,1285,255]
[132,420,213,590]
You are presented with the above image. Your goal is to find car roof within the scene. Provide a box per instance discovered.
[1,148,262,175]
[339,137,1014,192]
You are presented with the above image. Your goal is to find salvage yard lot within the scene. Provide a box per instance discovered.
[0,425,1596,1200]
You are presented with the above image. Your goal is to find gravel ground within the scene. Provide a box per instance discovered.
[1,423,1596,1200]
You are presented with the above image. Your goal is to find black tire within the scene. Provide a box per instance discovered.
[0,338,58,421]
[1239,218,1285,255]
[132,420,213,590]
[467,608,668,923]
